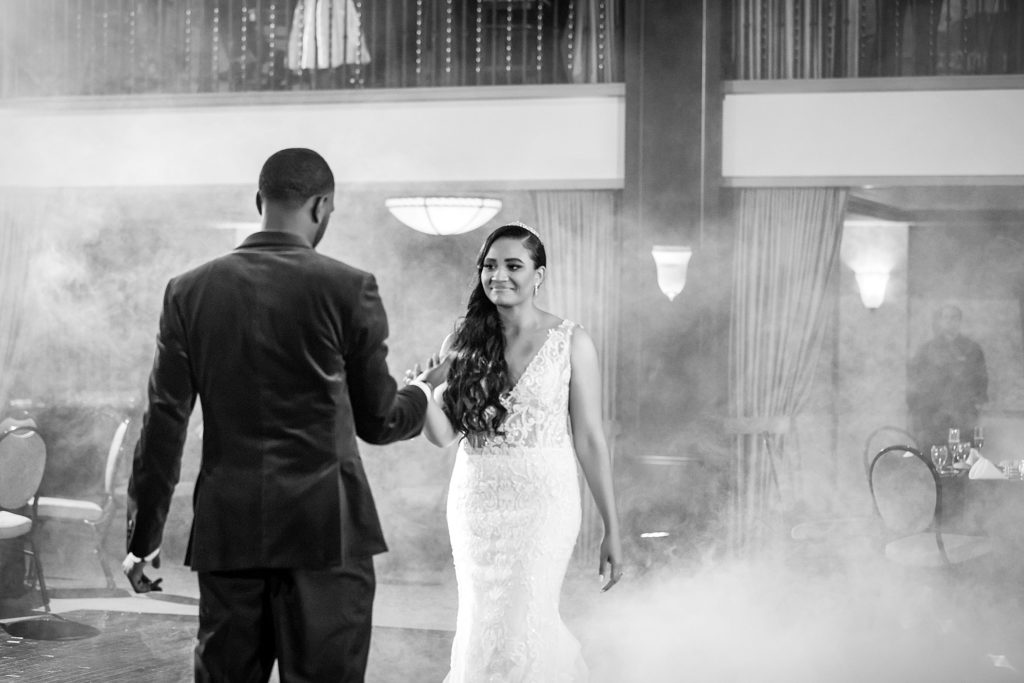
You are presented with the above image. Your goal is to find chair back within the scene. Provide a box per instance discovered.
[869,445,938,536]
[102,418,131,496]
[0,426,47,510]
[862,425,918,477]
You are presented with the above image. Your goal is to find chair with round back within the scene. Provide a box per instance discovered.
[0,424,49,609]
[33,417,131,591]
[868,444,991,568]
[862,425,918,479]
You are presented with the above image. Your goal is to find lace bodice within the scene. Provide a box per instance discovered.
[465,319,575,454]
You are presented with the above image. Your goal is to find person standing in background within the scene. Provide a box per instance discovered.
[907,303,988,453]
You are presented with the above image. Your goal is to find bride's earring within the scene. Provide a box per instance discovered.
[533,282,539,296]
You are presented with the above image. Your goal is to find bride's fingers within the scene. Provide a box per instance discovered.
[601,561,622,592]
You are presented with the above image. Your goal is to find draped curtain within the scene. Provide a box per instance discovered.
[0,190,41,412]
[532,190,621,564]
[728,188,846,552]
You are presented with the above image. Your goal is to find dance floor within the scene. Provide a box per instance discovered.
[5,536,1024,682]
[0,560,459,682]
[0,609,454,682]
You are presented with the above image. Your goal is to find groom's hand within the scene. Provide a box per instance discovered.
[122,553,163,593]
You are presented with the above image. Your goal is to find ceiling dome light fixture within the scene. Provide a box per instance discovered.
[385,196,502,236]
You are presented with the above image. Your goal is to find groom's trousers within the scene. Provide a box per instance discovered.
[194,555,376,683]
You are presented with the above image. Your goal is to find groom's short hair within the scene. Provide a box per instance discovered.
[258,148,335,207]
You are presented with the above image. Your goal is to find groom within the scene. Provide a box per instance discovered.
[124,148,429,681]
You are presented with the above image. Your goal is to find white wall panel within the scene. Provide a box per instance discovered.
[0,86,625,189]
[723,84,1024,185]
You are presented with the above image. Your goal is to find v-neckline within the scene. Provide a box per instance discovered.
[506,322,561,394]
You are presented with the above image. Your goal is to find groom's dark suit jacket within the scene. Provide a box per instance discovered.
[127,231,426,571]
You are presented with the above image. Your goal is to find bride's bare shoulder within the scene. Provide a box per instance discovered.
[538,311,565,331]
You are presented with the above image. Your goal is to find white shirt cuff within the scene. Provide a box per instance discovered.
[126,547,161,564]
[409,380,434,402]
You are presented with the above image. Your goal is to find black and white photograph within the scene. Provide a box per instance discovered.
[1,1,1023,681]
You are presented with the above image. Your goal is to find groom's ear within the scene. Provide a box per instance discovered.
[311,194,329,224]
[255,192,263,216]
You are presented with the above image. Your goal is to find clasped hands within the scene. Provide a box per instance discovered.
[404,352,450,390]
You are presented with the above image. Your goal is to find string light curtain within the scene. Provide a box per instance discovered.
[567,0,621,83]
[731,0,854,78]
[532,189,621,565]
[728,188,846,553]
[728,0,1024,79]
[0,191,41,410]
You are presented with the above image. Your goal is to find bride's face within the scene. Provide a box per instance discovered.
[480,237,543,307]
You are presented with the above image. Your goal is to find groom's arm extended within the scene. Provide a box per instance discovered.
[127,279,196,560]
[346,274,427,444]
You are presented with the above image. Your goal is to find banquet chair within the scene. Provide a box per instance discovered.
[33,417,131,591]
[0,424,49,609]
[868,444,992,569]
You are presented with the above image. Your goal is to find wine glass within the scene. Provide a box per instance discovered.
[972,426,984,450]
[931,445,948,473]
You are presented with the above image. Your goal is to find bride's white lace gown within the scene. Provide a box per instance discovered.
[444,319,588,683]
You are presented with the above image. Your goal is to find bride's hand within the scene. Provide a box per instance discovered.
[599,531,624,592]
[417,352,450,388]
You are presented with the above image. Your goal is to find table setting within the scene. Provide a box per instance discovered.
[928,427,1021,480]
[933,428,1024,546]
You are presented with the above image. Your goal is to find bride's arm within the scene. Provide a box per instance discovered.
[414,333,460,448]
[417,380,459,448]
[568,327,624,591]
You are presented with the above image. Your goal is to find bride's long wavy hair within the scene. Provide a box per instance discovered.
[442,223,546,436]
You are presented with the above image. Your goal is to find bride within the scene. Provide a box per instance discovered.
[413,222,623,682]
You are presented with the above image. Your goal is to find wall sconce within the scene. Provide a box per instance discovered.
[854,270,889,309]
[650,245,693,301]
[385,196,502,236]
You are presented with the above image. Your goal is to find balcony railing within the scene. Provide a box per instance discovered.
[0,0,623,98]
[727,0,1024,79]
